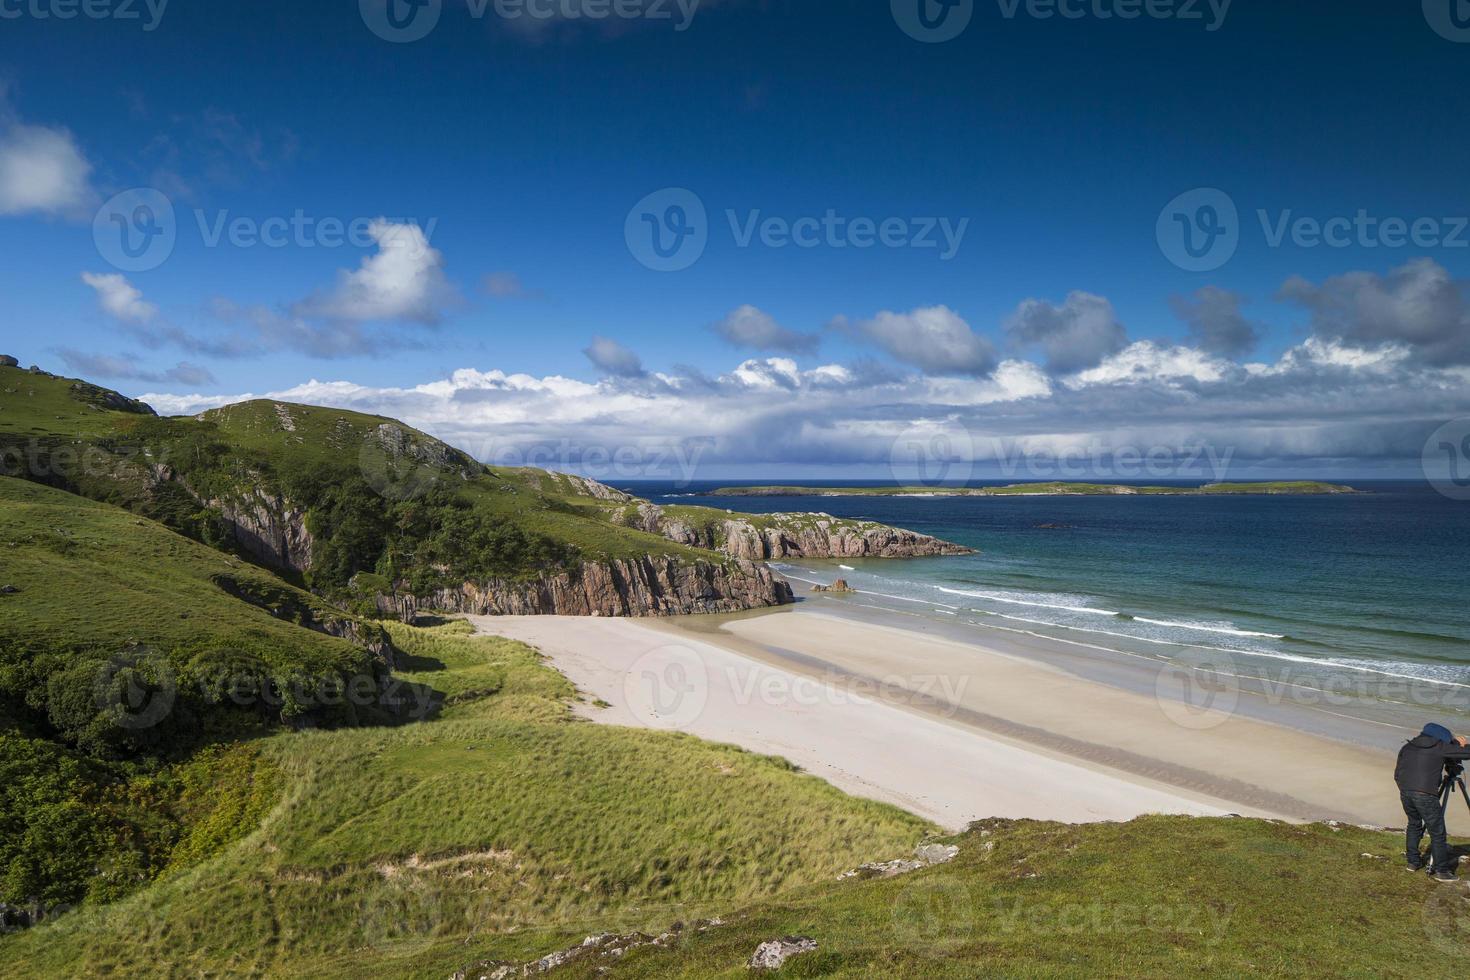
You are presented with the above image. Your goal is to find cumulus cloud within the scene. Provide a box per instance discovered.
[1277,258,1470,364]
[294,220,455,324]
[1170,286,1260,358]
[0,98,94,218]
[1005,291,1128,374]
[712,305,819,354]
[57,349,214,386]
[136,327,1470,480]
[837,306,996,376]
[583,336,645,377]
[81,272,158,324]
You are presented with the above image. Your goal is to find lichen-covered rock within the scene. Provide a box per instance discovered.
[376,556,794,621]
[638,505,973,559]
[749,937,818,970]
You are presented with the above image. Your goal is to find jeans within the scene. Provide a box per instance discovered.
[1402,789,1454,873]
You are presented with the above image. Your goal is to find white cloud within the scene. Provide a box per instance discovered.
[81,272,158,324]
[0,113,94,218]
[712,305,819,353]
[839,305,996,376]
[1005,291,1128,374]
[294,220,454,324]
[1069,341,1232,388]
[583,336,645,377]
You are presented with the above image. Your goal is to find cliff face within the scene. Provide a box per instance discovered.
[209,488,316,574]
[627,503,974,560]
[374,556,793,621]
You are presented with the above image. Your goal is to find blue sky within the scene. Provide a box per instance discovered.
[3,1,1470,478]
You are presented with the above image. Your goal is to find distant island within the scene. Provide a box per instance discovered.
[709,481,1361,498]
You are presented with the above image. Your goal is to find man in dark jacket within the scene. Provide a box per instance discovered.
[1395,723,1470,880]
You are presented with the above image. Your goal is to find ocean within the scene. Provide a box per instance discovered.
[618,480,1470,717]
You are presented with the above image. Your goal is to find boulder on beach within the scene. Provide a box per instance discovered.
[812,579,855,594]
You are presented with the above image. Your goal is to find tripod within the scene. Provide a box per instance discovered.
[1440,765,1470,819]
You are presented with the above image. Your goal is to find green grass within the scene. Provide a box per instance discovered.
[709,481,1360,497]
[0,621,932,978]
[469,817,1470,978]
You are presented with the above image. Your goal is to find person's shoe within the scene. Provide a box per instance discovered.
[1433,870,1459,883]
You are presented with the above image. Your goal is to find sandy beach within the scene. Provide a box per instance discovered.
[467,594,1408,831]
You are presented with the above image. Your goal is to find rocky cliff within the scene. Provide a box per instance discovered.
[623,502,974,560]
[374,555,793,621]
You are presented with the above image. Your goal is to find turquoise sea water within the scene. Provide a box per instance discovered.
[621,481,1470,708]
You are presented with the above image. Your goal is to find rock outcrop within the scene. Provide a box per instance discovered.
[749,937,819,970]
[376,556,794,621]
[210,489,315,574]
[628,504,974,560]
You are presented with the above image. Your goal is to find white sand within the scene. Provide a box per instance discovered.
[468,613,1270,830]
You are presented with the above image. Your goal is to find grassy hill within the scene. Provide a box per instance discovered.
[0,622,932,978]
[0,364,739,608]
[0,476,404,920]
[2,613,1463,977]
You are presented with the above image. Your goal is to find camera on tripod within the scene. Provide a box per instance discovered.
[1439,760,1470,817]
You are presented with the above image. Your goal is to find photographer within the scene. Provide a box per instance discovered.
[1394,723,1470,881]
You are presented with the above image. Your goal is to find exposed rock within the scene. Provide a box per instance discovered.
[560,474,633,503]
[67,380,156,415]
[452,919,725,979]
[838,843,960,880]
[0,355,17,368]
[637,505,973,560]
[377,556,794,621]
[209,489,315,574]
[812,579,854,594]
[749,937,818,970]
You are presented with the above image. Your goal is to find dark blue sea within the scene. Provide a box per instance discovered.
[616,480,1470,694]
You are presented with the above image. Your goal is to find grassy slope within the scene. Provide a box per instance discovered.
[0,622,932,979]
[554,817,1470,979]
[0,475,369,681]
[710,481,1360,497]
[0,366,721,579]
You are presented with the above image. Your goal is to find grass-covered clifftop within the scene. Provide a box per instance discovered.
[711,481,1362,497]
